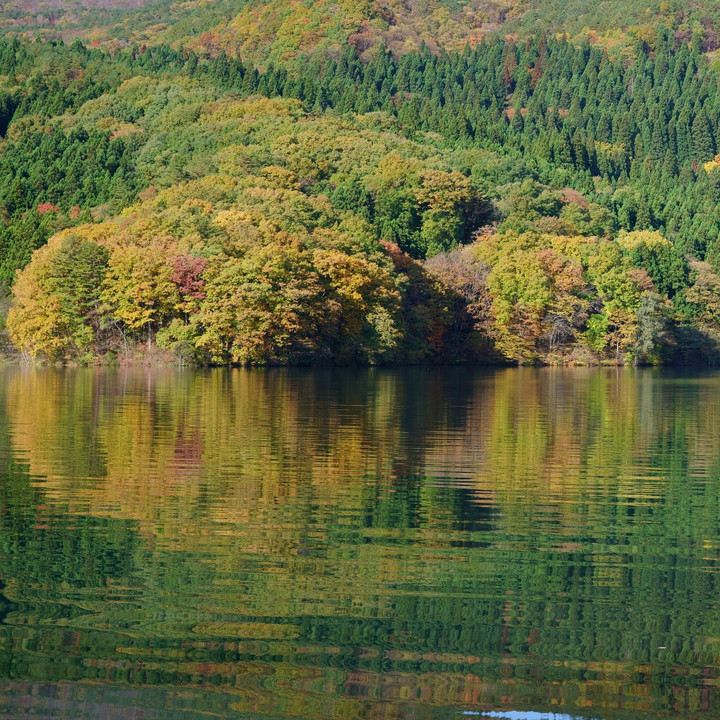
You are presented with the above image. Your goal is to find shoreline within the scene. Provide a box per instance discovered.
[2,350,710,369]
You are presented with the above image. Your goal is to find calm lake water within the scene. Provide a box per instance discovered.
[1,366,720,719]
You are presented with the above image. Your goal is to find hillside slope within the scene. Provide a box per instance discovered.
[4,5,720,366]
[0,0,510,57]
[6,0,720,61]
[4,32,720,366]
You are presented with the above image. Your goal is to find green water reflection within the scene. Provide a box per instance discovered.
[1,367,720,719]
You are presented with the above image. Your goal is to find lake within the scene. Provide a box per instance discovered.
[0,366,719,720]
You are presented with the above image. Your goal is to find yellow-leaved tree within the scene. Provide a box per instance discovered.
[312,248,403,362]
[100,240,181,347]
[195,234,328,365]
[8,232,109,361]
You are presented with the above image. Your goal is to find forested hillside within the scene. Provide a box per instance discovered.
[6,0,720,60]
[4,5,720,364]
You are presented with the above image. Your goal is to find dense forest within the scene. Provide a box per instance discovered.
[5,3,720,364]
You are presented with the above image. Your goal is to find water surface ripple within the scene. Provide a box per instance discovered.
[0,367,719,719]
